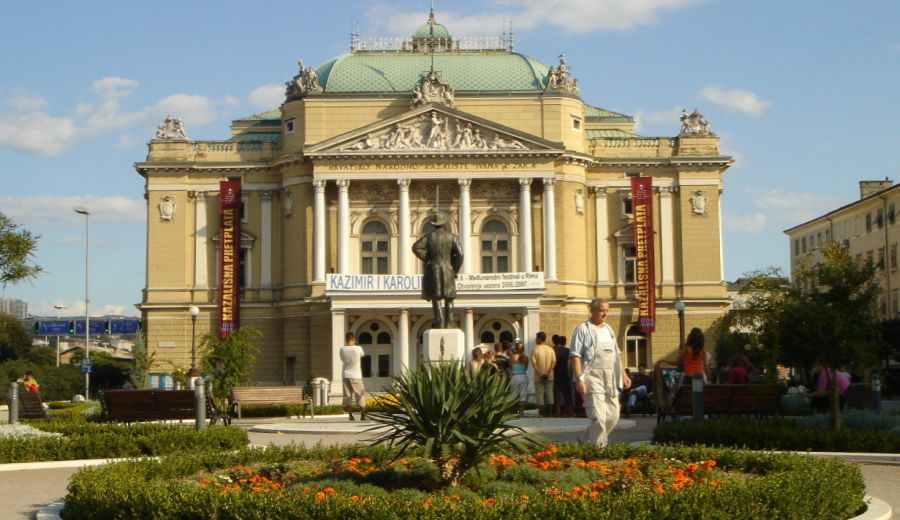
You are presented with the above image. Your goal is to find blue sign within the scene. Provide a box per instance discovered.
[75,321,105,335]
[81,359,92,374]
[110,320,141,334]
[38,321,70,335]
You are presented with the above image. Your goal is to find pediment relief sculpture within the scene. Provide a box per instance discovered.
[338,110,531,152]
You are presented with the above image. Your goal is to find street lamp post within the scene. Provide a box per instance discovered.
[674,300,686,349]
[189,306,200,372]
[74,206,90,399]
[53,305,66,367]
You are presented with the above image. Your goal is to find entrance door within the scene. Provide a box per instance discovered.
[357,327,393,393]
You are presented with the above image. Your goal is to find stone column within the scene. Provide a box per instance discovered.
[659,187,675,285]
[464,308,474,361]
[337,179,350,274]
[593,187,610,284]
[398,179,411,274]
[518,178,533,272]
[459,178,472,274]
[260,191,273,288]
[331,309,346,399]
[542,178,557,281]
[524,306,541,382]
[191,191,208,288]
[313,180,326,282]
[398,309,410,373]
[718,188,725,282]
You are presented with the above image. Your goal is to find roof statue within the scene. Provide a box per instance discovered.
[154,115,188,140]
[285,59,323,101]
[411,71,456,108]
[545,53,580,95]
[679,109,713,136]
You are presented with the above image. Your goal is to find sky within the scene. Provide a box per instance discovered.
[2,0,899,318]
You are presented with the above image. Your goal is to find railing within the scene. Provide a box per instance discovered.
[353,35,511,52]
[591,137,675,158]
[187,141,279,162]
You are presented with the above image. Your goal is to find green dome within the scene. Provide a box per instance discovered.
[414,21,450,39]
[316,52,549,93]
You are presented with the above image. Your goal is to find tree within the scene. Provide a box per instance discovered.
[0,212,42,288]
[129,332,154,388]
[726,268,791,381]
[200,328,260,406]
[777,243,881,429]
[0,311,32,362]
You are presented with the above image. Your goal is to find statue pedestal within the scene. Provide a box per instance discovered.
[423,329,466,363]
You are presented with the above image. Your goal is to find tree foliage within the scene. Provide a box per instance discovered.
[199,327,261,405]
[0,311,32,362]
[725,267,791,380]
[0,211,42,288]
[128,332,153,389]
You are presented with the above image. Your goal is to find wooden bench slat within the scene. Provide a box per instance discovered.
[229,386,312,419]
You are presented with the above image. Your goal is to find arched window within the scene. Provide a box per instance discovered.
[480,331,495,344]
[357,332,373,345]
[361,220,390,274]
[624,325,649,368]
[499,331,514,343]
[376,332,391,344]
[480,219,510,273]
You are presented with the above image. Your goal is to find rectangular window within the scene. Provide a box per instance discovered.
[891,244,897,270]
[825,229,830,242]
[816,232,822,248]
[241,196,249,224]
[802,237,807,253]
[867,250,874,265]
[893,290,899,316]
[866,213,872,232]
[361,355,372,378]
[625,337,648,368]
[362,257,373,274]
[878,208,884,229]
[285,118,295,133]
[794,239,800,256]
[891,203,896,225]
[377,354,390,377]
[621,194,633,218]
[879,247,885,269]
[572,118,582,130]
[376,257,388,274]
[497,256,509,272]
[623,244,637,283]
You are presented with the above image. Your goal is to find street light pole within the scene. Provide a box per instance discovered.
[74,206,90,399]
[53,305,66,367]
[674,300,686,349]
[189,306,200,372]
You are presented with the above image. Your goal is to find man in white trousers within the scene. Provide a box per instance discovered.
[570,298,631,447]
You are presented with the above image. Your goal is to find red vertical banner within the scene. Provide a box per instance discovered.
[631,177,656,332]
[218,180,241,337]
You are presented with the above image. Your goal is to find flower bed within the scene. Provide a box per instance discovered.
[62,443,866,519]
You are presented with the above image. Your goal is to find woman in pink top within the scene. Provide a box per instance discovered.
[804,363,850,411]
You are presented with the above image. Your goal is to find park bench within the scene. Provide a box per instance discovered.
[99,389,230,425]
[18,391,49,419]
[660,384,783,421]
[843,383,874,410]
[229,386,313,419]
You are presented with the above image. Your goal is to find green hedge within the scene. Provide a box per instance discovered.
[0,420,248,463]
[62,443,865,520]
[653,416,900,452]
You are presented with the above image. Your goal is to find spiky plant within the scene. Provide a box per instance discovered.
[367,361,537,488]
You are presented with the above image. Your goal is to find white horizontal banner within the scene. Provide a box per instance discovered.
[326,272,544,293]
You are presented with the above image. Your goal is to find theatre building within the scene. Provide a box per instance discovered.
[136,12,733,394]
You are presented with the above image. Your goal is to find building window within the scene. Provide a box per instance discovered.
[572,117,582,130]
[624,325,649,369]
[285,118,295,133]
[620,194,633,219]
[793,239,800,257]
[891,244,897,270]
[890,203,896,225]
[480,331,495,344]
[480,219,510,273]
[893,290,899,316]
[360,220,390,274]
[802,237,807,253]
[878,208,884,229]
[866,213,872,233]
[241,195,249,224]
[879,247,886,269]
[622,244,637,283]
[825,229,830,242]
[816,232,822,248]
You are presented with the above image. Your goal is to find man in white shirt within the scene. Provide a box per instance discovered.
[570,298,630,446]
[340,331,366,421]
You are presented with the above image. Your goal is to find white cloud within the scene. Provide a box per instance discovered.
[633,106,683,134]
[371,0,706,36]
[4,88,48,112]
[248,85,284,110]
[0,195,146,224]
[747,189,842,229]
[700,85,772,117]
[0,80,226,156]
[116,134,137,148]
[723,213,767,234]
[31,300,136,318]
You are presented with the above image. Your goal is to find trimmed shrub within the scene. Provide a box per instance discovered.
[61,443,865,520]
[653,416,900,452]
[0,421,247,463]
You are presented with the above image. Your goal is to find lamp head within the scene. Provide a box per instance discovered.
[73,206,90,215]
[189,306,200,317]
[674,300,686,312]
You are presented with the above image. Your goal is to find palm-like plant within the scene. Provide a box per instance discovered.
[367,361,537,488]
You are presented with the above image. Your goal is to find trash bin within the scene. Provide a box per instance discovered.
[311,378,331,407]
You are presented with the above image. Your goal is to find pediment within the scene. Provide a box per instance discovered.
[613,224,633,240]
[305,103,563,157]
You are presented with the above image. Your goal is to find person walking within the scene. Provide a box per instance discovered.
[570,298,630,447]
[531,332,556,417]
[340,331,366,421]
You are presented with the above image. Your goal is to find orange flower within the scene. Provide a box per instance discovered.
[303,486,312,494]
[324,487,337,495]
[485,498,496,506]
[351,495,361,502]
[315,491,326,502]
[519,495,529,501]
